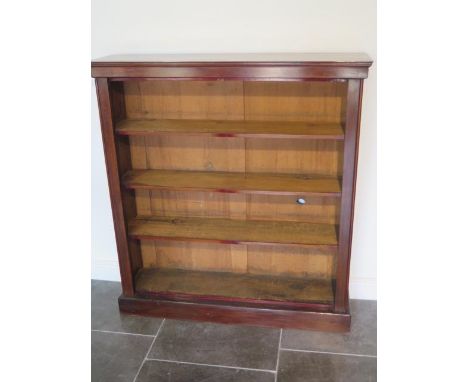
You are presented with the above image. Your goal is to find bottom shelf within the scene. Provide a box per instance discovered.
[135,268,334,307]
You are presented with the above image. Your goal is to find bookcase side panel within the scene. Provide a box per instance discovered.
[335,79,363,313]
[95,78,136,296]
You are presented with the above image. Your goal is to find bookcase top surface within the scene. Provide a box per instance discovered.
[91,53,372,79]
[92,52,372,65]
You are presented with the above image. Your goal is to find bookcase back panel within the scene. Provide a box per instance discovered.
[147,190,247,220]
[245,139,343,176]
[246,245,335,279]
[139,240,335,279]
[128,135,342,223]
[123,80,347,124]
[141,190,340,224]
[124,80,244,120]
[129,136,343,176]
[244,82,347,123]
[123,79,344,284]
[246,194,340,224]
[144,136,246,173]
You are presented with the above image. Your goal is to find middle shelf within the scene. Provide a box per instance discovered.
[123,169,341,196]
[116,119,345,140]
[128,216,338,247]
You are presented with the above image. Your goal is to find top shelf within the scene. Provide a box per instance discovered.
[116,119,344,140]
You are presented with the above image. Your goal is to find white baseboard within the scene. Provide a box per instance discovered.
[91,259,376,300]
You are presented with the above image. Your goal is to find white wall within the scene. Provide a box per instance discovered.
[91,0,376,299]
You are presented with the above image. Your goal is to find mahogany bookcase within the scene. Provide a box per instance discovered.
[92,53,372,332]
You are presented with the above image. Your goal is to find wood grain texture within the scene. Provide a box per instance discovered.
[124,80,244,120]
[95,78,135,296]
[124,80,345,176]
[92,65,369,80]
[246,245,335,279]
[116,119,344,139]
[139,241,335,279]
[140,241,247,272]
[123,79,343,279]
[146,135,246,172]
[110,82,143,275]
[135,268,334,304]
[124,80,347,124]
[91,52,372,80]
[122,169,341,196]
[119,295,351,331]
[148,190,247,220]
[334,79,363,313]
[140,135,343,176]
[245,194,340,224]
[146,190,339,224]
[244,81,347,123]
[246,139,344,176]
[128,216,338,247]
[128,135,157,265]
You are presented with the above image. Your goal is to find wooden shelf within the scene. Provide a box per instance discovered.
[122,169,341,196]
[116,119,344,140]
[128,216,338,247]
[135,268,334,305]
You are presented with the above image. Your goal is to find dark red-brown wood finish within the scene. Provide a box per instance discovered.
[119,295,350,332]
[92,53,372,331]
[335,79,364,313]
[95,78,136,296]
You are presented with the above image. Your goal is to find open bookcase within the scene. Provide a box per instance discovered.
[92,53,372,331]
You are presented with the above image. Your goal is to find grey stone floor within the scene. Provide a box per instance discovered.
[92,280,377,382]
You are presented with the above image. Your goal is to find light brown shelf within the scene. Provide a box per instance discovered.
[123,169,341,196]
[135,268,334,304]
[128,216,338,247]
[116,119,344,140]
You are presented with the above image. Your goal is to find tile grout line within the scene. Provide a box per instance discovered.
[145,358,276,374]
[132,319,166,382]
[280,347,377,358]
[91,329,156,338]
[274,329,282,382]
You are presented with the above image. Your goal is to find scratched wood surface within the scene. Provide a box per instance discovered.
[128,216,338,246]
[122,169,341,196]
[116,119,344,140]
[135,268,334,303]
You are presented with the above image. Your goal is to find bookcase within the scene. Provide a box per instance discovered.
[92,53,372,332]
